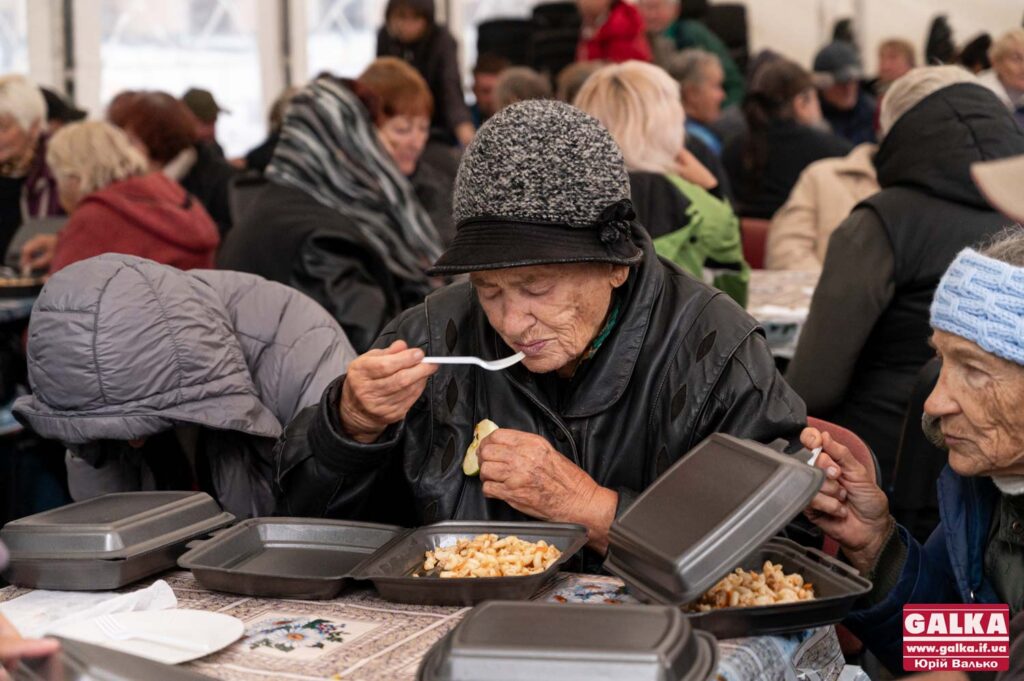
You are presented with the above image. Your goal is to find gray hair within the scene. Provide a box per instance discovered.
[0,75,46,132]
[989,29,1024,64]
[879,65,977,135]
[47,121,149,196]
[667,49,720,88]
[494,67,553,111]
[979,226,1024,267]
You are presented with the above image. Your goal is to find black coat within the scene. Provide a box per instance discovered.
[273,229,806,566]
[181,141,236,237]
[217,179,429,353]
[377,24,472,141]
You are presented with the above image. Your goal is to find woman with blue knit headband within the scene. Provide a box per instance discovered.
[800,225,1024,674]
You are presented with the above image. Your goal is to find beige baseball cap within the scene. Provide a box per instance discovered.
[972,155,1024,223]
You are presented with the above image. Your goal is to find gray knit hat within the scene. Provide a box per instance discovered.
[428,100,643,275]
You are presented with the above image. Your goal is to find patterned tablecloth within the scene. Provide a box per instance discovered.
[1,571,845,681]
[747,270,820,359]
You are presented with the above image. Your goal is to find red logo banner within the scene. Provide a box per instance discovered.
[903,604,1010,673]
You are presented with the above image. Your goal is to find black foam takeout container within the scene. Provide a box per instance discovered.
[177,518,404,600]
[418,601,719,681]
[604,434,871,637]
[177,519,588,604]
[0,491,234,590]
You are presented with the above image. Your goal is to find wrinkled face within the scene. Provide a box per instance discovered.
[994,44,1024,92]
[0,115,38,169]
[925,330,1024,477]
[637,0,679,34]
[378,114,429,176]
[576,0,612,24]
[470,262,629,377]
[473,72,501,119]
[682,62,725,124]
[877,47,912,84]
[387,8,429,43]
[821,80,859,110]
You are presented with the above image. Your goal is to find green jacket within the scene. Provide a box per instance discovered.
[665,19,745,108]
[652,174,749,306]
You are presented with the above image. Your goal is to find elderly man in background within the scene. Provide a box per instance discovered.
[0,75,63,256]
[813,41,877,145]
[275,100,804,562]
[668,49,727,155]
[637,0,744,107]
[182,87,228,158]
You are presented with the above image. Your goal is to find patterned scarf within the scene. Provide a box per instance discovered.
[267,77,443,287]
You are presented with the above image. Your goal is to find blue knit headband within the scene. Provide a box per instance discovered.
[931,248,1024,366]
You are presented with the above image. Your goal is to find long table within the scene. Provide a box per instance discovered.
[747,269,819,359]
[1,571,847,681]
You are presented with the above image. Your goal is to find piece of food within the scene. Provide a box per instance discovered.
[462,418,499,476]
[421,533,562,578]
[690,561,815,612]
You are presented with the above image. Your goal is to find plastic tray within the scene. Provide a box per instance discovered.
[1,492,234,590]
[177,518,404,600]
[681,538,872,638]
[359,521,588,606]
[605,434,825,606]
[418,601,718,681]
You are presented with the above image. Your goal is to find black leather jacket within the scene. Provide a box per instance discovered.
[274,231,806,542]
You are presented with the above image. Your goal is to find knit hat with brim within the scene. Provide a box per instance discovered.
[428,100,643,275]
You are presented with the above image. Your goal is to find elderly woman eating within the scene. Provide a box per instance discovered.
[275,100,805,560]
[802,229,1024,673]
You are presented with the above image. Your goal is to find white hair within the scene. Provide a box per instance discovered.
[47,121,148,196]
[989,29,1024,64]
[574,61,685,175]
[0,75,46,132]
[879,65,977,135]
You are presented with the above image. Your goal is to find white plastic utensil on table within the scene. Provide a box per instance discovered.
[49,610,244,665]
[421,351,525,371]
[95,614,209,653]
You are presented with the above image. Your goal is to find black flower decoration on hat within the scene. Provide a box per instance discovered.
[596,199,636,245]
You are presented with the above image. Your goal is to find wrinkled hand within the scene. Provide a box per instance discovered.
[0,613,59,678]
[675,147,718,191]
[340,340,438,443]
[801,427,893,574]
[477,428,617,551]
[18,234,58,276]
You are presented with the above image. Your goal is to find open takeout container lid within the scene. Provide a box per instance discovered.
[0,491,233,561]
[604,434,824,605]
[418,601,718,681]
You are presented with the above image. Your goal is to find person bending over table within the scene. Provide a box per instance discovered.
[275,100,806,560]
[801,230,1024,674]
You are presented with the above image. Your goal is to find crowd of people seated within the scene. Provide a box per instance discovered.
[1,2,1024,677]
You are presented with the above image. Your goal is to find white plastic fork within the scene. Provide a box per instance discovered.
[807,446,824,467]
[421,351,526,371]
[94,614,209,653]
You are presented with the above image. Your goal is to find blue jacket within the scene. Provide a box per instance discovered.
[845,466,1002,672]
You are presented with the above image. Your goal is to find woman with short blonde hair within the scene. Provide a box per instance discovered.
[20,120,219,274]
[47,121,148,208]
[574,60,749,304]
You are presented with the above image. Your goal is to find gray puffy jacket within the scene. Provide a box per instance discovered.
[14,254,355,517]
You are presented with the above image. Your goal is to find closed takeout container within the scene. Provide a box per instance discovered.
[177,517,404,600]
[418,601,718,681]
[1,491,234,590]
[604,434,871,637]
[358,521,588,606]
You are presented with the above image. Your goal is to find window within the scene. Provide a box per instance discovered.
[0,0,28,75]
[306,0,389,80]
[95,0,264,157]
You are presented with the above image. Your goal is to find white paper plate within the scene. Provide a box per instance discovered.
[49,609,244,665]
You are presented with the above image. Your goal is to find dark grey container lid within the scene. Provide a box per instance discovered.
[0,491,233,560]
[604,434,824,605]
[419,601,718,681]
